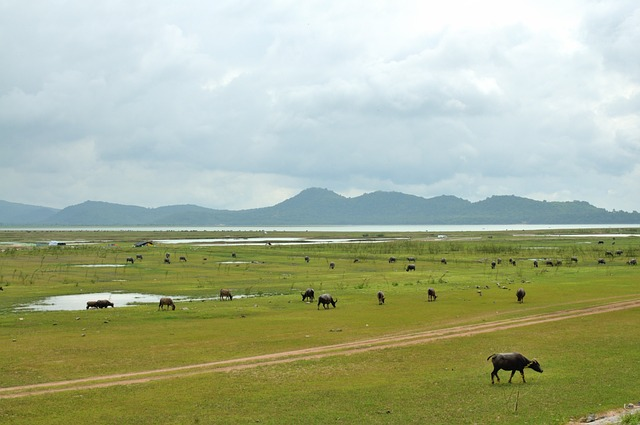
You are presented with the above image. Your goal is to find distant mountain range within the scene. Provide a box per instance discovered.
[1,188,639,226]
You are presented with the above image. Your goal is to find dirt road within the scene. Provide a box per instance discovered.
[1,298,639,400]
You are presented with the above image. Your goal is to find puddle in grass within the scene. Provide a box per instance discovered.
[16,292,257,311]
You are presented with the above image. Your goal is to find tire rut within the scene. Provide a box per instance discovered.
[1,298,639,399]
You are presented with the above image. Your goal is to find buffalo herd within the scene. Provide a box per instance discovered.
[94,245,640,386]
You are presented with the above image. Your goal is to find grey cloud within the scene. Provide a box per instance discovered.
[0,1,639,213]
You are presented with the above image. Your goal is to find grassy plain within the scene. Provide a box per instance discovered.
[0,228,639,424]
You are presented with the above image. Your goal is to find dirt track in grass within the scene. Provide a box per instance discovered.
[1,298,639,400]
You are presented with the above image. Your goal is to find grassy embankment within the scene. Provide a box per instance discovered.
[0,228,639,424]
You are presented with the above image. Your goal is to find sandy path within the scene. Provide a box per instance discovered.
[1,298,639,400]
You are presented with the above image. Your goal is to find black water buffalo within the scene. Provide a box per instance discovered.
[388,257,396,263]
[377,291,385,305]
[516,288,526,303]
[491,261,496,269]
[219,289,233,301]
[597,258,606,264]
[136,254,143,260]
[304,256,310,263]
[126,257,135,264]
[533,260,538,268]
[158,297,176,310]
[628,258,637,265]
[329,262,335,269]
[301,288,315,302]
[407,257,416,262]
[97,299,114,308]
[571,256,578,263]
[487,352,543,384]
[179,256,187,262]
[427,288,437,302]
[164,258,171,264]
[440,258,447,265]
[87,299,114,309]
[317,294,337,309]
[406,264,416,272]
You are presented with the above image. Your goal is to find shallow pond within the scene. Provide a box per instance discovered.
[16,292,190,312]
[16,291,259,312]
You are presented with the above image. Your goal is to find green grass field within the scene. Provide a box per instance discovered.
[0,228,639,424]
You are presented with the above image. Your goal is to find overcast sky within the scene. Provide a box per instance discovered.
[1,1,639,213]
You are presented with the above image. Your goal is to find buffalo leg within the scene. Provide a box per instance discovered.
[491,370,500,384]
[508,370,517,383]
[520,370,526,383]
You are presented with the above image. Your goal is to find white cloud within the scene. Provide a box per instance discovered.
[0,0,639,213]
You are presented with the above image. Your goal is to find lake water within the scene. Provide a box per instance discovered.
[4,224,640,232]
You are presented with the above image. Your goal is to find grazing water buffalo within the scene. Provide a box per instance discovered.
[407,257,416,262]
[388,257,396,263]
[158,297,176,310]
[491,261,497,269]
[97,299,114,308]
[516,288,526,303]
[487,352,543,384]
[440,258,447,265]
[377,291,385,305]
[533,260,538,268]
[126,257,135,264]
[136,254,143,260]
[406,264,416,272]
[164,258,171,264]
[317,294,337,309]
[179,256,187,262]
[598,258,606,264]
[427,288,437,302]
[87,299,114,309]
[219,289,233,301]
[86,301,99,309]
[304,256,310,263]
[628,258,637,265]
[301,288,315,302]
[329,262,335,269]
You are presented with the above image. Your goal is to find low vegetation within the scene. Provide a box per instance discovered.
[0,228,638,424]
